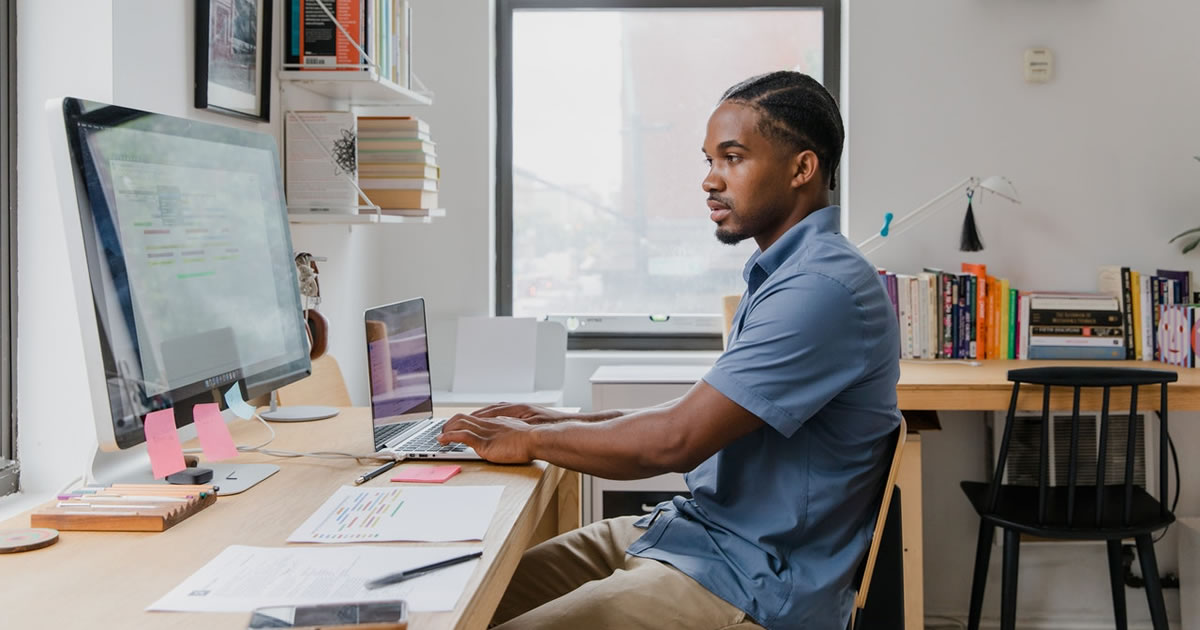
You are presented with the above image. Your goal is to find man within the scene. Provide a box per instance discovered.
[438,71,901,630]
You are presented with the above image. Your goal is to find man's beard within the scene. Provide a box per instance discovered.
[715,226,749,245]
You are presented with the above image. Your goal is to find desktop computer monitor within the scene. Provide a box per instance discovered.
[48,97,310,490]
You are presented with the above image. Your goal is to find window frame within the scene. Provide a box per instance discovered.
[0,0,16,496]
[495,0,841,350]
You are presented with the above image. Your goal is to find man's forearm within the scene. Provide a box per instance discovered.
[565,396,684,424]
[529,410,688,479]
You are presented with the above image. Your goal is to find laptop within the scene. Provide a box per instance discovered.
[364,298,482,460]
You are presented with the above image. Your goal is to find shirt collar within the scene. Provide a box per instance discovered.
[741,205,841,283]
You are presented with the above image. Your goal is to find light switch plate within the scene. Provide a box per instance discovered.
[1024,47,1053,83]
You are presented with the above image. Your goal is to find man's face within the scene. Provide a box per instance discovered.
[701,102,797,246]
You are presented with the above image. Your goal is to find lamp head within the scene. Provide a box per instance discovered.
[976,176,1021,204]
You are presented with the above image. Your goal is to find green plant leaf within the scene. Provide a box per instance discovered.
[1169,226,1200,243]
[1184,237,1200,254]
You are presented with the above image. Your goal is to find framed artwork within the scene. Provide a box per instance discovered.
[195,0,272,121]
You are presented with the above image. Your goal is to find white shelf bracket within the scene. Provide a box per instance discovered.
[286,110,383,218]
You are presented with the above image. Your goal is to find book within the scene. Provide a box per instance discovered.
[1028,336,1124,348]
[358,138,437,153]
[285,111,359,213]
[1029,325,1124,336]
[962,263,987,359]
[358,116,430,134]
[1028,310,1123,326]
[1008,287,1018,359]
[1157,269,1191,304]
[358,188,438,209]
[1028,345,1126,360]
[359,164,440,179]
[295,0,365,70]
[359,177,438,191]
[358,151,438,165]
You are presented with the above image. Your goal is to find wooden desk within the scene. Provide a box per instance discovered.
[0,407,580,630]
[897,359,1200,630]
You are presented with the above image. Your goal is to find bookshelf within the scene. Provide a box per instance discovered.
[287,208,446,225]
[279,70,432,106]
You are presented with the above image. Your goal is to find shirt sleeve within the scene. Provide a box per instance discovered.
[702,272,866,437]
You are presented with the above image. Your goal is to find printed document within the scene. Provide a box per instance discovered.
[148,544,483,612]
[287,485,505,543]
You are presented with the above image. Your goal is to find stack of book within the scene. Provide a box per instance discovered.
[284,111,359,214]
[356,116,439,216]
[1093,266,1194,362]
[1019,292,1125,360]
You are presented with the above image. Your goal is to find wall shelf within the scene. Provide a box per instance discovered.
[279,70,432,106]
[288,208,446,225]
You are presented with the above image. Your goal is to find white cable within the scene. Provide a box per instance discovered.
[183,412,398,464]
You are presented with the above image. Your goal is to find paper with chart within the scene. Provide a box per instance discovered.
[148,544,483,612]
[287,485,505,543]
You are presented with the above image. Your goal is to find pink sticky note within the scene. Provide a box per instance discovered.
[391,464,462,483]
[143,408,186,479]
[193,403,239,462]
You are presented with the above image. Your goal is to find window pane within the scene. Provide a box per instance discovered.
[511,8,824,320]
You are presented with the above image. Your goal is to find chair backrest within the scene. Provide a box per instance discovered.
[853,417,907,615]
[988,366,1177,529]
[274,354,352,407]
[533,320,567,391]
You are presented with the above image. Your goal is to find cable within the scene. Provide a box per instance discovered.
[182,412,399,465]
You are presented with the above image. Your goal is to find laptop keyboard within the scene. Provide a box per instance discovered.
[396,419,468,454]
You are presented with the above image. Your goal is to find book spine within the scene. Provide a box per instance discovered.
[1028,345,1126,360]
[942,274,954,358]
[1028,310,1123,326]
[1029,325,1125,336]
[1008,287,1018,359]
[1121,267,1135,358]
[1140,275,1153,361]
[966,275,977,359]
[285,0,301,67]
[1028,336,1125,347]
[1018,293,1030,360]
[1151,277,1162,361]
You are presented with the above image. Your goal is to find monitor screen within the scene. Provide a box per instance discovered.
[56,98,310,450]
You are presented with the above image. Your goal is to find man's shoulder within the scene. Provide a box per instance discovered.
[780,235,879,293]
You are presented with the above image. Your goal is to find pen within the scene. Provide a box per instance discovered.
[354,460,399,485]
[364,551,484,589]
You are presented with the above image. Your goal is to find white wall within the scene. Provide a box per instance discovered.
[7,0,115,516]
[846,0,1200,625]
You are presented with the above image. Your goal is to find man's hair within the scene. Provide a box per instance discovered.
[720,71,844,190]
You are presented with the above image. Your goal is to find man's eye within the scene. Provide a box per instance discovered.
[726,154,742,164]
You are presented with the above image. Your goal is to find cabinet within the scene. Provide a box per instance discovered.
[584,364,710,523]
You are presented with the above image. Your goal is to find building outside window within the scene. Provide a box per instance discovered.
[497,0,840,348]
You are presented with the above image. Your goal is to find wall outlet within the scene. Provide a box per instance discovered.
[1025,47,1053,83]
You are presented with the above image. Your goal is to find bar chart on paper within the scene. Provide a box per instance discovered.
[287,485,505,543]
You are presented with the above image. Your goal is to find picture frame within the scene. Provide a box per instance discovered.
[195,0,273,122]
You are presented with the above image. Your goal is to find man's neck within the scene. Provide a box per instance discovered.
[754,197,830,251]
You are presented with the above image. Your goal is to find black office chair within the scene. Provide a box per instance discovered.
[961,367,1177,630]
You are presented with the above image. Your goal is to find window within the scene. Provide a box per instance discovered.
[0,0,15,497]
[497,0,840,349]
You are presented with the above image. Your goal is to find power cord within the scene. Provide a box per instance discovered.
[182,412,397,465]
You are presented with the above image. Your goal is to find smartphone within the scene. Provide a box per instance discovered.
[247,600,408,629]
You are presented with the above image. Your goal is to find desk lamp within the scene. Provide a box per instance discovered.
[856,176,1021,256]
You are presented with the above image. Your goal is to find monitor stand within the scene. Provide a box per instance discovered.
[91,448,280,496]
[258,390,339,422]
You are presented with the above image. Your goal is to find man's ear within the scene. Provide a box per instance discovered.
[790,150,820,188]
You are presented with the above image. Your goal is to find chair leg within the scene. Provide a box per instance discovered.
[1135,535,1169,630]
[967,521,995,630]
[1001,529,1021,630]
[1105,540,1128,630]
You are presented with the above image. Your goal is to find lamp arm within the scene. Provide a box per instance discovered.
[855,176,976,256]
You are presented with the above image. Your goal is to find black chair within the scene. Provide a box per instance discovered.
[960,367,1177,630]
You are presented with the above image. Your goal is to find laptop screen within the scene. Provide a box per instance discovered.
[365,298,434,428]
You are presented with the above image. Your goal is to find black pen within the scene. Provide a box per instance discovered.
[354,460,399,485]
[365,551,484,589]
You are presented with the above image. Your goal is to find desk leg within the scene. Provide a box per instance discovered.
[898,433,923,630]
[556,469,581,534]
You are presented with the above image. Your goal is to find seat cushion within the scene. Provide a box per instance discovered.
[961,481,1173,539]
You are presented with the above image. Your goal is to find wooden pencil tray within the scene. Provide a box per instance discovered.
[30,485,218,532]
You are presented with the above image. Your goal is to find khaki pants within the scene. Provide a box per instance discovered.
[492,516,765,630]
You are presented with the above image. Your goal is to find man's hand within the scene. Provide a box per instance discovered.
[438,413,539,463]
[471,403,570,425]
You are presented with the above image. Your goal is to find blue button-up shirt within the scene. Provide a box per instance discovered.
[627,206,902,630]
